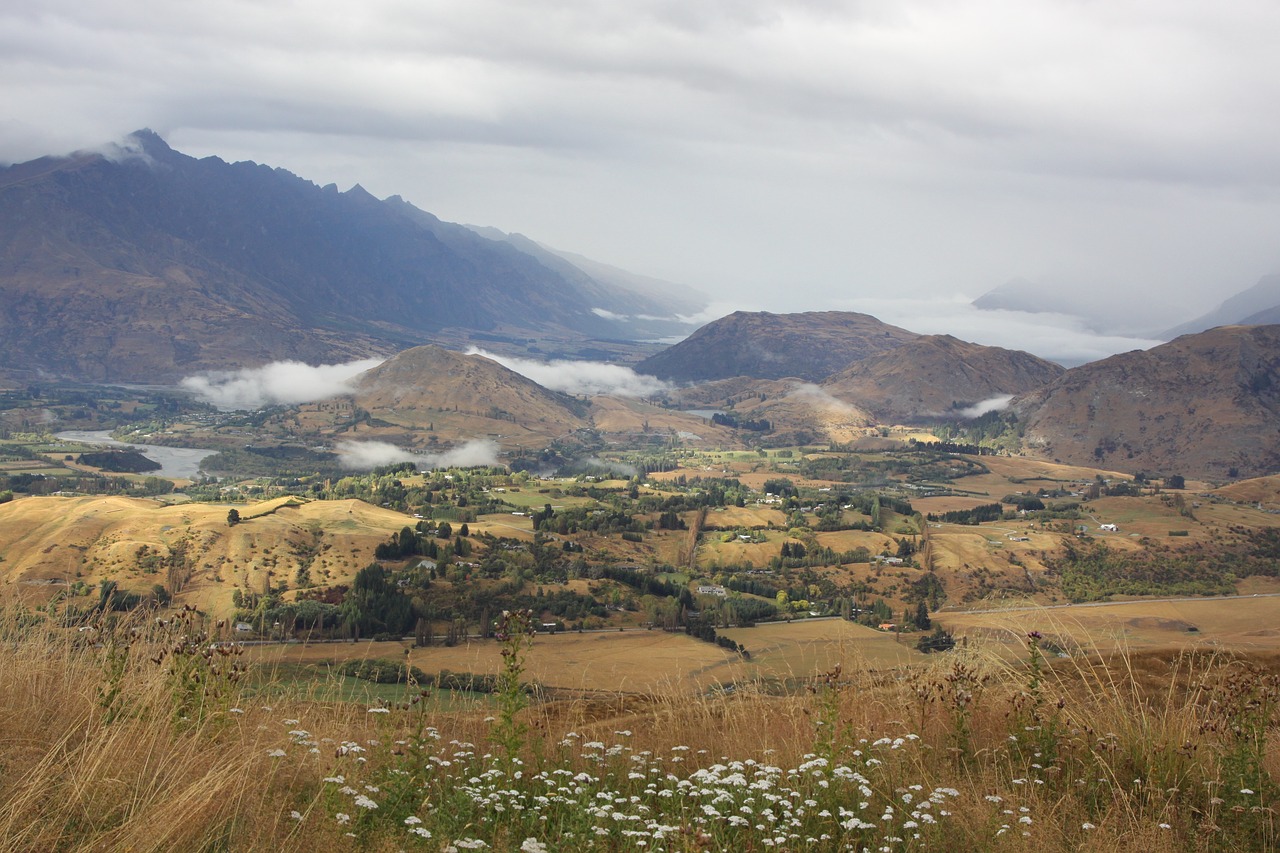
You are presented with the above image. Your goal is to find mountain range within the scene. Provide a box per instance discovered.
[970,274,1280,343]
[0,131,700,383]
[4,132,1280,480]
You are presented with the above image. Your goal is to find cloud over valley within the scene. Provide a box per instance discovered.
[468,349,670,398]
[334,439,500,471]
[180,359,383,410]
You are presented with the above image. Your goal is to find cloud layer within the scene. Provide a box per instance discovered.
[828,295,1166,366]
[180,359,382,410]
[469,349,670,397]
[954,395,1015,419]
[335,438,500,471]
[3,1,1279,354]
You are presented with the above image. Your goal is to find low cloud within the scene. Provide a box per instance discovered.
[955,395,1015,419]
[468,348,671,398]
[675,302,740,328]
[786,383,864,417]
[95,132,158,166]
[335,440,417,470]
[336,438,500,471]
[829,295,1164,367]
[430,439,502,469]
[181,358,383,410]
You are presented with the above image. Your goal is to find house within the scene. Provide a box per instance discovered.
[234,622,253,633]
[877,622,897,631]
[697,584,728,597]
[1099,523,1118,532]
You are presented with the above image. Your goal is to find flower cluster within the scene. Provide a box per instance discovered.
[312,728,958,850]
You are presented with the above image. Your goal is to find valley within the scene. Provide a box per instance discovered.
[4,374,1279,700]
[3,131,1280,851]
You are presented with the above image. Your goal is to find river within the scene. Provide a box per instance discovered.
[55,430,214,480]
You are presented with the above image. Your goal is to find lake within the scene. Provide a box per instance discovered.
[55,430,214,480]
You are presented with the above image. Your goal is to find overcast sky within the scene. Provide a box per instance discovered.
[4,0,1280,362]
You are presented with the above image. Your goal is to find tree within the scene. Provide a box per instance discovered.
[916,627,956,654]
[227,508,240,526]
[912,600,931,630]
[1166,474,1185,490]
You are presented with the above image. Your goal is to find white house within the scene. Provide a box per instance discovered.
[1099,523,1118,532]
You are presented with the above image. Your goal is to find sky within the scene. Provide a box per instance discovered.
[4,0,1280,364]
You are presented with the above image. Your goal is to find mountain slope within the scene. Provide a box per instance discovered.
[350,345,589,436]
[822,335,1065,422]
[1013,325,1280,479]
[636,311,920,382]
[463,225,704,339]
[0,131,679,382]
[1163,274,1280,338]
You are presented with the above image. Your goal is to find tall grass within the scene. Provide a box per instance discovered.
[2,605,1277,851]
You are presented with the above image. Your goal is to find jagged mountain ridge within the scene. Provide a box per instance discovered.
[1013,325,1280,479]
[0,131,691,382]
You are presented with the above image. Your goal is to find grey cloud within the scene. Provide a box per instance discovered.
[4,1,1280,342]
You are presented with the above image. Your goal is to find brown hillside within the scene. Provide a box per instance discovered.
[349,346,589,446]
[636,311,919,382]
[822,334,1064,422]
[0,495,416,617]
[1212,474,1280,508]
[1014,325,1280,479]
[725,383,877,444]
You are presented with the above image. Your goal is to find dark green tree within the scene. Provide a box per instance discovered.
[912,600,932,630]
[916,627,956,653]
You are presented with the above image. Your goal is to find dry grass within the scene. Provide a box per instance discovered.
[938,595,1280,653]
[5,603,1280,851]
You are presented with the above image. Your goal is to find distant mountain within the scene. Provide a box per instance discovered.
[464,225,704,339]
[821,335,1065,423]
[0,131,688,383]
[972,278,1088,318]
[971,276,1187,338]
[1240,305,1280,326]
[636,311,920,383]
[1013,325,1280,479]
[1163,274,1280,338]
